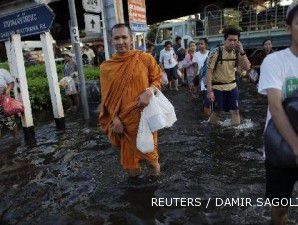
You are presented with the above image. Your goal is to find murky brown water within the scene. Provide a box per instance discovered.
[0,79,297,225]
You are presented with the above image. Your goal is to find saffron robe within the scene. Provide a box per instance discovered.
[99,50,162,170]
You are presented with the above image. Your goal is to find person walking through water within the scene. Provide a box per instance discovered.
[99,23,162,177]
[206,27,251,126]
[258,2,298,224]
[182,41,199,97]
[0,68,18,138]
[159,41,179,91]
[195,38,211,117]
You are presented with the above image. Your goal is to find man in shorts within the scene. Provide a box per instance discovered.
[206,27,251,125]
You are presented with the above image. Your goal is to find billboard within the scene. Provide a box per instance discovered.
[128,0,147,32]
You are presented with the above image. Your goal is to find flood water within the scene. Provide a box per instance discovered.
[0,80,297,225]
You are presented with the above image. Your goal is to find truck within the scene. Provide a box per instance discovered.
[154,4,291,56]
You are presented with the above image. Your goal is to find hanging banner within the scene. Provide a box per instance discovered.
[128,0,147,32]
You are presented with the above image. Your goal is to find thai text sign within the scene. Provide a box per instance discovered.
[0,4,55,42]
[128,0,147,32]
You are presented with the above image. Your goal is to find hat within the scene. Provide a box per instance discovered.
[286,0,298,21]
[62,51,73,57]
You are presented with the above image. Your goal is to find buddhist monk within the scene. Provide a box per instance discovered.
[99,23,162,177]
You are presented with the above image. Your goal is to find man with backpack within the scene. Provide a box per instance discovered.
[206,27,251,125]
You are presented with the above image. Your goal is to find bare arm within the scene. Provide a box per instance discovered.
[237,54,251,72]
[267,88,298,157]
[206,68,215,102]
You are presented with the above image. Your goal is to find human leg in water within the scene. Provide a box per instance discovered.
[230,110,241,126]
[272,206,288,225]
[148,159,160,176]
[174,79,179,91]
[209,111,220,124]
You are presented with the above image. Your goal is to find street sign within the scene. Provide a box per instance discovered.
[83,0,101,13]
[0,4,55,42]
[128,0,148,32]
[84,13,101,33]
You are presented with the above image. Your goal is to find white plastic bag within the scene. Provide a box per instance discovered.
[177,68,183,78]
[136,111,154,153]
[162,72,168,85]
[59,77,77,95]
[143,89,177,132]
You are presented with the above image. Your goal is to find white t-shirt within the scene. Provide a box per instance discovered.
[0,69,14,95]
[159,48,177,69]
[258,48,298,127]
[194,50,209,90]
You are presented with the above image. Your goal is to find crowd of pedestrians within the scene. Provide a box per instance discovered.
[0,2,297,225]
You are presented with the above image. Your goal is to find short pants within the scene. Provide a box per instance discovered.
[164,66,178,81]
[213,88,239,112]
[265,162,298,202]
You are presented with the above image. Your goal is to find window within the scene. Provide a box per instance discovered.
[156,27,173,44]
[173,25,183,37]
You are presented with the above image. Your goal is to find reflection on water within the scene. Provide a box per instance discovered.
[0,81,297,225]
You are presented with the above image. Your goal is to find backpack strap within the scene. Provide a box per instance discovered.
[214,46,222,71]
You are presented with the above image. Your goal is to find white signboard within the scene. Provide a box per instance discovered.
[83,0,102,13]
[84,13,101,33]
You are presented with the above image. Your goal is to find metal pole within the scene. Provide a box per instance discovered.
[101,0,110,60]
[67,0,90,120]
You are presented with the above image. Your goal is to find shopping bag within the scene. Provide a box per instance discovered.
[0,95,24,117]
[162,72,168,85]
[136,111,154,153]
[59,77,77,95]
[143,89,177,132]
[177,69,183,78]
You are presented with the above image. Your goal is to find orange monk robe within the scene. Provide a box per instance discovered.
[99,50,162,170]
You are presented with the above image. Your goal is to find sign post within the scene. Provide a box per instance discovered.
[41,32,65,129]
[5,35,35,143]
[0,3,63,142]
[68,0,90,120]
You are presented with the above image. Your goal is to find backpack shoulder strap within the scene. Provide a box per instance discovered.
[214,46,222,71]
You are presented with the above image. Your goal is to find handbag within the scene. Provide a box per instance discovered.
[0,95,24,117]
[264,92,298,168]
[162,72,168,85]
[264,119,297,168]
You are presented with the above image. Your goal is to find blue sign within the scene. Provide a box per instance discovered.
[0,4,55,42]
[130,23,148,32]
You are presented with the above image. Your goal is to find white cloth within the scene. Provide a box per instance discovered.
[0,69,14,95]
[159,48,177,69]
[194,50,209,90]
[258,48,298,127]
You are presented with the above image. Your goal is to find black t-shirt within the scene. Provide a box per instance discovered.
[173,44,185,62]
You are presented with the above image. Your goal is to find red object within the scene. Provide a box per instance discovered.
[0,95,24,117]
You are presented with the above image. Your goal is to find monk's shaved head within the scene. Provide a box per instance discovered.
[111,23,132,37]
